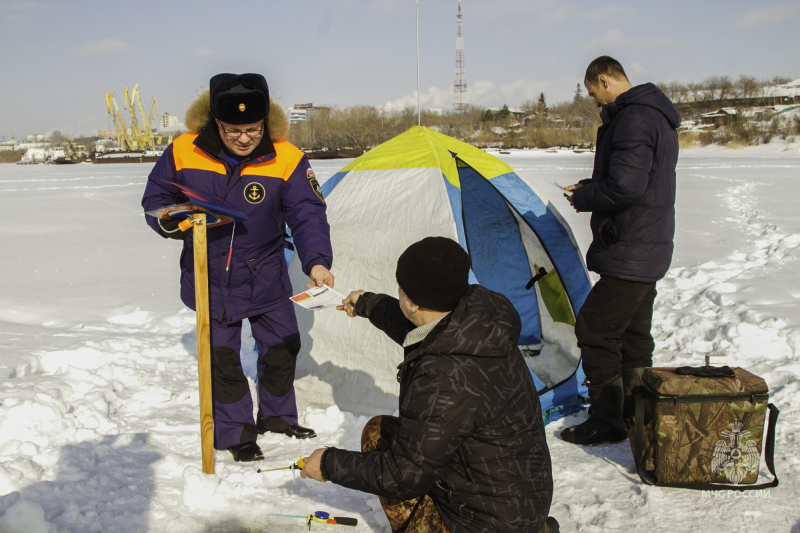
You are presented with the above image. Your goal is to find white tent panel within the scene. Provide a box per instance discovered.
[289,167,458,415]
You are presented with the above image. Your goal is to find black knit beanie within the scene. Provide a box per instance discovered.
[396,237,471,312]
[209,73,269,125]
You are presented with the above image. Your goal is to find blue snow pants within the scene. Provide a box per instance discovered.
[209,298,300,450]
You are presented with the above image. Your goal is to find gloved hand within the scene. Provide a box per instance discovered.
[158,217,192,240]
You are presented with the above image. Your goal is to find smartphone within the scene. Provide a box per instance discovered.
[553,181,572,195]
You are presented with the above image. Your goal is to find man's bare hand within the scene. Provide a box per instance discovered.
[300,448,327,482]
[337,290,365,317]
[309,265,334,289]
[564,184,582,212]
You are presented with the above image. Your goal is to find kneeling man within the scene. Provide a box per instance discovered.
[301,237,557,533]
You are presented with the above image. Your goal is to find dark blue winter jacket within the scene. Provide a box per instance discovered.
[572,83,680,282]
[141,94,332,323]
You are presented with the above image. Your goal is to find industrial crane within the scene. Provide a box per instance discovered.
[106,84,166,151]
[125,85,143,151]
[105,90,136,151]
[149,98,174,148]
[131,85,158,151]
[147,96,159,148]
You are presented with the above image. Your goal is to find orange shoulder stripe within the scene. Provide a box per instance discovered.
[172,135,304,181]
[172,133,226,174]
[241,141,305,181]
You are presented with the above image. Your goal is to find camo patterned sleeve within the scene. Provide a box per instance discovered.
[323,358,476,500]
[355,292,414,346]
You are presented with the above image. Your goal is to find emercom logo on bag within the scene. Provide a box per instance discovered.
[711,418,760,484]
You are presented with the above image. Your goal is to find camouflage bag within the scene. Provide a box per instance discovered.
[631,366,779,490]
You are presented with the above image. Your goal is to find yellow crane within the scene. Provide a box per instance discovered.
[125,85,143,151]
[106,84,168,151]
[65,137,76,158]
[150,105,172,146]
[150,99,172,146]
[129,85,158,151]
[155,130,174,147]
[147,96,159,148]
[147,96,173,147]
[106,90,135,151]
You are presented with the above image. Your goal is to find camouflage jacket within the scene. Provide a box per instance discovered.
[324,285,553,532]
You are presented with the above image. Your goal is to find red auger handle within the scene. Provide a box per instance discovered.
[332,517,358,526]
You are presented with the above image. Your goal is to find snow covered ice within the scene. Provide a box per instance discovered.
[1,142,799,532]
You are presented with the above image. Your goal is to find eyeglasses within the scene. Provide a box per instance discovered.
[217,121,264,141]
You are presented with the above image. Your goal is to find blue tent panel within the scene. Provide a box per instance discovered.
[458,165,541,344]
[489,173,591,312]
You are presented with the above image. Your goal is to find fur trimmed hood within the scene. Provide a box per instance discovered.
[184,90,289,141]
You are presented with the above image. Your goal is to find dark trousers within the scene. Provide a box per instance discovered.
[575,276,657,386]
[361,416,449,533]
[210,298,300,450]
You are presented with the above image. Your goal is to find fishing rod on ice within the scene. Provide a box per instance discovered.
[256,458,359,527]
[268,511,358,529]
[255,456,309,480]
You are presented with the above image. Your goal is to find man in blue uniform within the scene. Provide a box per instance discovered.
[142,73,333,461]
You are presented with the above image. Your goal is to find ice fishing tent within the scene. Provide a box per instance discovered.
[289,126,591,422]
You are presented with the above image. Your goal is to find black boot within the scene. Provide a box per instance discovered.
[281,424,317,439]
[561,377,627,445]
[228,441,264,462]
[258,416,317,439]
[622,367,646,427]
[539,516,560,533]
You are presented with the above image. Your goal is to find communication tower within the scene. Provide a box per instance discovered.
[453,0,468,112]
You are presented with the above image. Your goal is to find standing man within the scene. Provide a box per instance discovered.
[142,73,333,461]
[301,237,557,533]
[562,56,680,446]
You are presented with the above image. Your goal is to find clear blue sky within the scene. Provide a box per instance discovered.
[1,0,798,140]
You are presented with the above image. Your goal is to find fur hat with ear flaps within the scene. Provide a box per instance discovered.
[184,90,289,142]
[209,73,269,125]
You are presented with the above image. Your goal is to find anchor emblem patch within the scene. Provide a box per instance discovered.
[244,182,266,204]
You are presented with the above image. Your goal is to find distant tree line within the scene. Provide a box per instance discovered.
[5,74,796,165]
[289,90,601,153]
[663,75,799,147]
[288,105,484,153]
[661,75,794,114]
[288,74,798,152]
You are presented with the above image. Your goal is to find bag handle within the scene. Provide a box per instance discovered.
[634,398,779,491]
[674,365,735,378]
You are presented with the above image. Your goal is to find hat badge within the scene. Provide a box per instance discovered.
[238,103,246,112]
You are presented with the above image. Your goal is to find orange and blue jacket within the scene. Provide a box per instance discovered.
[141,126,331,323]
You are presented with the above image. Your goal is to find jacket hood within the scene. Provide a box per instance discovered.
[184,89,290,141]
[424,285,521,358]
[607,82,681,129]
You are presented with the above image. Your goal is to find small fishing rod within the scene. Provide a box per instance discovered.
[257,455,306,474]
[268,511,358,529]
